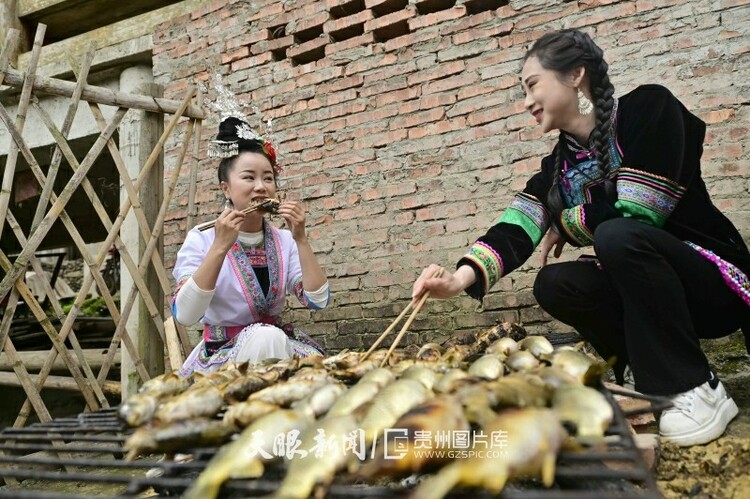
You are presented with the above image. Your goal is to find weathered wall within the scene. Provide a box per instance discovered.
[155,0,750,350]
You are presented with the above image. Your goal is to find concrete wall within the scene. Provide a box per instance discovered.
[160,0,746,349]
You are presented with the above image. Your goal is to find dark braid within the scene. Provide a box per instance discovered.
[524,29,617,221]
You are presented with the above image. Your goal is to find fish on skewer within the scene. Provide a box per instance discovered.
[138,372,190,398]
[359,395,469,478]
[411,408,568,499]
[155,385,224,423]
[552,383,613,445]
[359,378,433,445]
[118,393,159,427]
[222,399,279,429]
[273,415,361,499]
[517,336,554,359]
[124,417,235,461]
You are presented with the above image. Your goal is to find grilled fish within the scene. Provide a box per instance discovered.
[184,408,315,499]
[412,408,567,499]
[249,378,329,406]
[505,350,540,372]
[222,399,279,429]
[552,383,613,445]
[138,372,190,398]
[155,385,224,423]
[486,337,518,358]
[360,395,469,478]
[467,355,505,380]
[274,415,360,499]
[124,417,234,461]
[118,393,159,427]
[518,336,554,358]
[360,378,432,444]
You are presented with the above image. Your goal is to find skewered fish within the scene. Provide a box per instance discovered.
[360,378,433,444]
[274,415,360,499]
[118,393,159,427]
[222,399,279,429]
[518,336,554,358]
[124,417,234,461]
[552,383,613,445]
[155,385,224,423]
[412,408,568,499]
[359,395,469,478]
[467,354,505,380]
[505,350,540,371]
[138,372,190,398]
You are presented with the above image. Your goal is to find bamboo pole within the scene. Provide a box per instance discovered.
[0,26,43,237]
[31,101,168,347]
[0,370,120,395]
[29,43,96,234]
[97,119,196,382]
[18,89,197,419]
[0,350,120,372]
[0,251,97,413]
[0,106,126,301]
[3,211,110,409]
[186,92,203,232]
[0,67,204,119]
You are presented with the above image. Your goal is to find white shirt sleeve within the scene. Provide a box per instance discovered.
[174,277,215,325]
[304,281,330,309]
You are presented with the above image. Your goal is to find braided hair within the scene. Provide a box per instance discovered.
[524,29,616,219]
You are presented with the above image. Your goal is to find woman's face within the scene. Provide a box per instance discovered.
[220,152,276,211]
[521,56,581,134]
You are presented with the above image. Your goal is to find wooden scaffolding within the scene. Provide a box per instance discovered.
[0,25,204,428]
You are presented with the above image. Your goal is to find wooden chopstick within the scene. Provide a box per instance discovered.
[362,267,444,365]
[196,198,279,232]
[361,300,415,361]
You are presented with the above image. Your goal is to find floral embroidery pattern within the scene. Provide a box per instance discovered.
[463,242,504,294]
[560,205,594,247]
[499,193,550,246]
[616,168,686,227]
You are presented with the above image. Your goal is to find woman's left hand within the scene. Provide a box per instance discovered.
[277,201,308,242]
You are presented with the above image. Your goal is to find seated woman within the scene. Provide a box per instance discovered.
[173,115,329,375]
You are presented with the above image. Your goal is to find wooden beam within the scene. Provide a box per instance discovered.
[1,67,205,119]
[0,370,120,395]
[0,349,121,372]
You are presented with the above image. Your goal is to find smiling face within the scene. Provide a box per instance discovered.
[220,151,276,227]
[521,56,583,134]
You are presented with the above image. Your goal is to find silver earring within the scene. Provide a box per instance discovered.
[577,88,593,115]
[224,198,233,210]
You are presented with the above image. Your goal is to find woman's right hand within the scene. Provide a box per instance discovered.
[212,208,244,253]
[412,264,474,300]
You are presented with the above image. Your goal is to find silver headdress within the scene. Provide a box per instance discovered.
[201,73,279,170]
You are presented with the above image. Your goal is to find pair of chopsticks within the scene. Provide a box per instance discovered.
[362,268,445,367]
[196,198,280,232]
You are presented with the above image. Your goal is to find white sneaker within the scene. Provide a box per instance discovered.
[659,378,738,446]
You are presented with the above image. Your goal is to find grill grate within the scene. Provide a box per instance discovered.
[0,389,665,498]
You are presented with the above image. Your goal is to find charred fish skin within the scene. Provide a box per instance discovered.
[123,417,234,461]
[411,408,567,499]
[552,383,613,445]
[360,378,433,444]
[118,393,158,427]
[184,408,314,499]
[274,414,360,499]
[138,372,190,398]
[360,395,469,479]
[155,385,224,423]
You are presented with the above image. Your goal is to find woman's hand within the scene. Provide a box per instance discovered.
[412,264,476,300]
[278,201,308,242]
[212,208,244,253]
[539,228,566,267]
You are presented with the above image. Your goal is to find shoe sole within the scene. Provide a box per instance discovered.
[660,397,739,446]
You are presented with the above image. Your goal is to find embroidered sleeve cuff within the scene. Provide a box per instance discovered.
[559,205,594,247]
[615,167,686,227]
[459,242,504,298]
[498,193,550,247]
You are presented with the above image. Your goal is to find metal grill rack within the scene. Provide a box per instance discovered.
[0,387,666,498]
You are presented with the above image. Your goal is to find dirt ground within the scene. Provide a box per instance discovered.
[655,331,750,499]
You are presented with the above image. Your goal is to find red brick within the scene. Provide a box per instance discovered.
[422,72,480,95]
[374,86,420,107]
[247,2,285,22]
[364,8,416,38]
[230,52,273,71]
[288,12,330,36]
[251,35,294,55]
[408,6,466,30]
[407,60,465,86]
[324,9,374,36]
[221,46,249,64]
[286,35,331,62]
[325,32,376,56]
[391,108,445,130]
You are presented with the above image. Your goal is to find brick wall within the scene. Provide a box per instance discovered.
[154,0,750,350]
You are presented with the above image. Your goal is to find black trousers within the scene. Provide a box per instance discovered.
[533,218,749,395]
